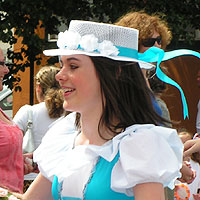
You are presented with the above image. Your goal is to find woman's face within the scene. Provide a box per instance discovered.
[139,31,162,53]
[0,49,9,91]
[56,54,102,114]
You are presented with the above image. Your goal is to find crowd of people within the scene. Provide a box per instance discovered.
[0,10,200,200]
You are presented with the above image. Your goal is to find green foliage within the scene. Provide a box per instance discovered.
[0,0,199,90]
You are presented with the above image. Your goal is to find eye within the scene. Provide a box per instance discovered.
[0,61,5,66]
[70,64,78,69]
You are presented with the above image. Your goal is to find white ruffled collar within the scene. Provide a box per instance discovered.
[34,123,183,190]
[79,124,156,161]
[68,124,156,162]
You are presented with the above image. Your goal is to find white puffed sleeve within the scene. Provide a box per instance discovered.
[33,112,77,182]
[111,125,183,196]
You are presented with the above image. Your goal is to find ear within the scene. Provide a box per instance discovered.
[36,83,41,93]
[36,84,43,102]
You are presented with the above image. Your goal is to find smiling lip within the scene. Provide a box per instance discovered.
[62,87,75,97]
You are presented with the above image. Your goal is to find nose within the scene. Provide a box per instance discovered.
[55,70,62,82]
[56,67,68,83]
[154,41,161,48]
[3,64,9,74]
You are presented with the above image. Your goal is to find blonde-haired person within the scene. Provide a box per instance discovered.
[13,65,65,181]
[35,65,64,118]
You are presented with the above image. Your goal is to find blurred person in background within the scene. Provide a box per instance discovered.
[0,47,24,193]
[13,65,65,187]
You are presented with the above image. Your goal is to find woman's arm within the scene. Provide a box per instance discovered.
[184,139,200,158]
[133,182,165,200]
[14,173,53,200]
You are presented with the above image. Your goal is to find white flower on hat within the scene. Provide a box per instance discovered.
[56,30,119,57]
[57,31,81,49]
[98,40,119,56]
[79,34,99,52]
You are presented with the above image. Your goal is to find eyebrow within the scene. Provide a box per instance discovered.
[60,56,81,66]
[64,57,80,62]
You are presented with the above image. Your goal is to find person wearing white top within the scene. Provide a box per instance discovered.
[14,20,200,200]
[14,102,63,150]
[13,66,65,180]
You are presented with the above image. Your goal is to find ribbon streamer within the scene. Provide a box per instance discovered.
[138,47,200,119]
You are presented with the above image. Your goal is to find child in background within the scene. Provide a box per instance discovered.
[176,131,200,200]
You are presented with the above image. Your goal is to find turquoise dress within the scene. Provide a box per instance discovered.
[52,153,134,200]
[34,119,183,200]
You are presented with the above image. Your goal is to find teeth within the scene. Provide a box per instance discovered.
[64,88,74,92]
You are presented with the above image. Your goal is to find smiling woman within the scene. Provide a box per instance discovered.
[12,20,197,200]
[57,55,101,114]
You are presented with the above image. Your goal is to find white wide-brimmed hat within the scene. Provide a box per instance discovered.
[43,20,154,69]
[43,20,200,119]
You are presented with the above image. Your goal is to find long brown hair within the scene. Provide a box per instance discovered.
[76,57,170,139]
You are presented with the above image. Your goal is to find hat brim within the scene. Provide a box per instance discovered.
[43,49,154,69]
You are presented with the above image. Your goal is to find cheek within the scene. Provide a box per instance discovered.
[139,45,149,53]
[77,75,100,97]
[154,43,161,48]
[0,69,4,76]
[76,77,91,94]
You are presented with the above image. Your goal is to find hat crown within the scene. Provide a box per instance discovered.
[68,20,139,51]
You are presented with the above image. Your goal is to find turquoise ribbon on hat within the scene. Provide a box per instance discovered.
[138,47,200,119]
[117,46,138,58]
[77,43,200,119]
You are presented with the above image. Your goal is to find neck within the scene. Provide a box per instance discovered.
[80,112,106,145]
[75,106,110,146]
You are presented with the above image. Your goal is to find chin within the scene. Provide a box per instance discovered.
[63,101,74,112]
